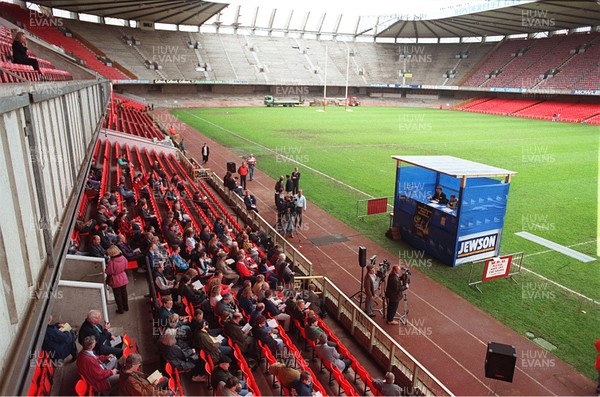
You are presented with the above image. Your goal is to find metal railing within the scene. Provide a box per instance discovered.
[292,275,454,397]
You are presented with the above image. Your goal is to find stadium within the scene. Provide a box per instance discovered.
[0,0,598,396]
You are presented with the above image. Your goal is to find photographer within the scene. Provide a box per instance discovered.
[385,265,407,325]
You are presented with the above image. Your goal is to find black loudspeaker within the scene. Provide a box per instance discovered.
[358,246,367,268]
[485,342,516,383]
[227,162,236,173]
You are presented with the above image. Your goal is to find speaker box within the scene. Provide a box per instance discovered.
[358,246,367,268]
[485,342,516,383]
[227,162,236,173]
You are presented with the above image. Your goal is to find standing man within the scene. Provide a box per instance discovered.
[201,143,210,163]
[294,190,307,229]
[385,265,404,325]
[238,162,249,190]
[291,167,301,195]
[363,265,378,318]
[247,154,256,181]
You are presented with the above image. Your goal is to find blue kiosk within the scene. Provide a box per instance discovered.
[391,156,516,267]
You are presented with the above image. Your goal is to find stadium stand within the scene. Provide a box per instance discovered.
[463,32,600,89]
[0,23,72,82]
[0,2,128,80]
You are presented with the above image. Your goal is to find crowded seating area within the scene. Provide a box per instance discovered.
[37,96,386,396]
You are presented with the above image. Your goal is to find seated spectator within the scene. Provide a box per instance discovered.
[268,362,301,389]
[170,245,189,272]
[42,315,78,364]
[235,255,256,284]
[252,315,284,356]
[133,173,150,200]
[154,262,177,298]
[262,289,291,332]
[315,334,351,373]
[95,222,117,249]
[78,310,123,358]
[12,32,42,75]
[195,251,214,277]
[292,370,314,397]
[191,316,233,364]
[165,222,184,248]
[275,253,293,285]
[216,293,236,319]
[86,171,101,191]
[178,274,206,307]
[373,372,402,396]
[77,336,119,395]
[257,258,279,288]
[147,243,166,269]
[192,192,209,211]
[173,200,191,224]
[211,357,249,395]
[223,312,256,358]
[88,235,109,263]
[249,303,265,327]
[304,316,335,347]
[292,299,309,327]
[117,154,134,175]
[117,182,135,205]
[447,194,458,209]
[305,283,324,317]
[118,353,170,396]
[216,376,243,397]
[137,199,160,231]
[96,206,115,229]
[215,254,240,285]
[75,218,97,236]
[157,333,206,383]
[116,234,145,272]
[165,186,177,203]
[428,186,448,205]
[156,296,187,328]
[243,190,258,212]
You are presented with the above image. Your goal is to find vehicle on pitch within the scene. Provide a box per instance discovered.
[264,95,305,107]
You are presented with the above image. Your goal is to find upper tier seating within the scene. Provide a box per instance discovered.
[0,2,128,80]
[463,32,600,90]
[0,24,72,82]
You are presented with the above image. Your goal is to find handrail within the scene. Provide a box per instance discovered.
[293,275,454,397]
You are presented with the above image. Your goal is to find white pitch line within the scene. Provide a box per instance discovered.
[181,110,375,199]
[516,231,596,262]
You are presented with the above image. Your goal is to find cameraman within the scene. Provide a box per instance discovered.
[385,265,407,325]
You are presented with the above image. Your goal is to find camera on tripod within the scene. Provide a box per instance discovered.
[400,266,411,290]
[375,257,391,281]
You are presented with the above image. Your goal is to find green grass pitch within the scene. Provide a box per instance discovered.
[172,105,599,379]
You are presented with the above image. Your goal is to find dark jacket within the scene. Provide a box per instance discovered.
[192,327,221,363]
[262,298,281,318]
[252,325,278,355]
[12,40,29,64]
[42,324,76,361]
[292,379,314,396]
[211,366,233,390]
[223,321,252,353]
[386,273,403,303]
[79,320,112,353]
[158,343,196,371]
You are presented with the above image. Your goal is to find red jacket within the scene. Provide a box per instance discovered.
[77,351,113,393]
[106,255,129,288]
[595,339,600,372]
[236,261,252,278]
[238,165,248,176]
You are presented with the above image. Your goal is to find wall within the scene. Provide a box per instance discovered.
[0,80,110,395]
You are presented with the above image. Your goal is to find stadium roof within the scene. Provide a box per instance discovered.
[377,0,600,39]
[29,0,227,26]
[392,156,517,178]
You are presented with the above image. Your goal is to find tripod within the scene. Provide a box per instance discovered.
[397,288,409,325]
[350,265,366,309]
